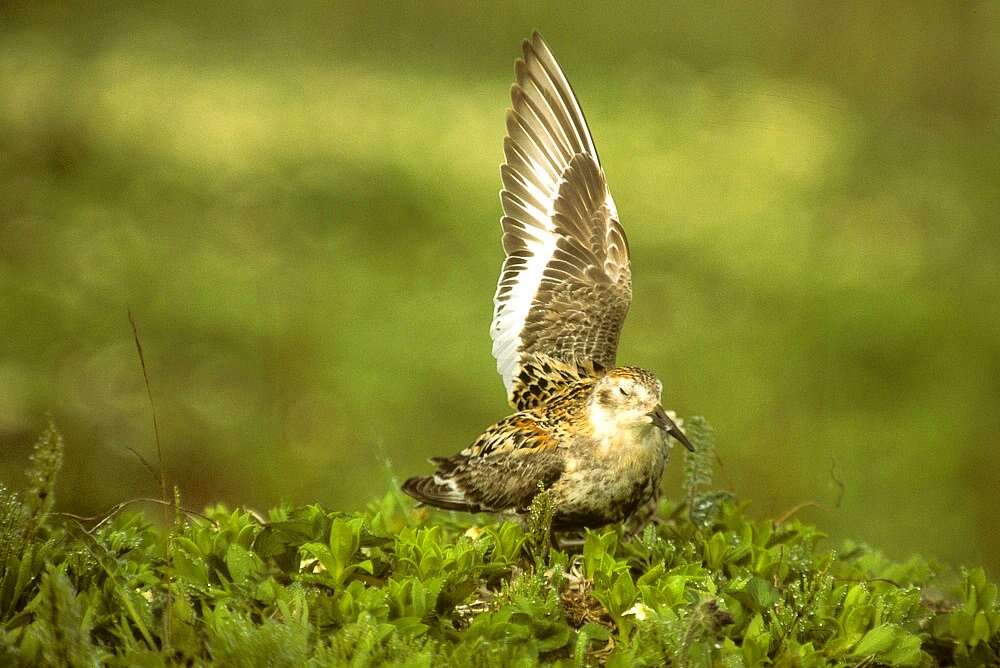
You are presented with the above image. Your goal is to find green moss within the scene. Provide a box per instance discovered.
[1,422,998,666]
[24,420,64,522]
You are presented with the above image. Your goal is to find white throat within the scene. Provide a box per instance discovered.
[589,403,619,440]
[589,403,653,441]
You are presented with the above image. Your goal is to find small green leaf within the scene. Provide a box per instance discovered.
[224,543,258,584]
[852,624,898,656]
[747,576,779,610]
[728,575,779,612]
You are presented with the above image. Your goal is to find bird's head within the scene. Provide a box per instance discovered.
[589,368,694,450]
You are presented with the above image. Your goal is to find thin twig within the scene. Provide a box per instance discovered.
[125,445,158,482]
[833,576,902,588]
[773,460,846,525]
[127,309,168,516]
[828,458,845,509]
[773,501,823,525]
[51,497,217,531]
[127,308,172,649]
[713,449,736,491]
[243,507,268,524]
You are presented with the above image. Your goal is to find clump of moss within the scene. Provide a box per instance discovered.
[24,421,64,520]
[1,420,998,666]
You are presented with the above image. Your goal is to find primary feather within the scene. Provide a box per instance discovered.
[491,32,632,407]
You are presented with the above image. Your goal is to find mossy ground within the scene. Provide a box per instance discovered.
[1,422,998,667]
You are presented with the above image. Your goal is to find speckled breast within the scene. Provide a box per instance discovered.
[550,427,668,529]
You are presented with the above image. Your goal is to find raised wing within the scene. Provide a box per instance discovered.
[491,32,631,406]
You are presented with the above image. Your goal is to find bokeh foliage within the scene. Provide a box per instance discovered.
[1,2,998,573]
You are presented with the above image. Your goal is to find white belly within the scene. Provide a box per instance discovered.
[552,427,668,526]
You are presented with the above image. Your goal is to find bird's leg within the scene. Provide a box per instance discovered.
[554,531,587,551]
[625,494,661,538]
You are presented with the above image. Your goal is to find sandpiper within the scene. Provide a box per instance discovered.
[403,32,693,529]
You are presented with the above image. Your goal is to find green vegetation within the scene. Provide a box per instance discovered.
[3,422,998,666]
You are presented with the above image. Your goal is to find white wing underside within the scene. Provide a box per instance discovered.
[490,33,632,399]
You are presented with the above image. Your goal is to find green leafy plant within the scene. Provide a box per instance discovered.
[1,419,997,666]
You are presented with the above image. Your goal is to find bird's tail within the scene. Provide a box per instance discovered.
[401,475,478,512]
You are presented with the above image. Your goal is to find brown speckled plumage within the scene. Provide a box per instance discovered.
[402,33,693,529]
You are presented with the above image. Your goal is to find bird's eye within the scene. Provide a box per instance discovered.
[619,387,630,397]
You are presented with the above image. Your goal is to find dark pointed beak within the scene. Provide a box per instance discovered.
[648,405,695,451]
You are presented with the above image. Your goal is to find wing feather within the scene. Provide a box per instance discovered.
[401,412,565,513]
[491,32,632,407]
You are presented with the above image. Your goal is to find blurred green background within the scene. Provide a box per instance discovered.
[2,2,998,572]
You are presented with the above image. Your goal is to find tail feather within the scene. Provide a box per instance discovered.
[401,475,479,512]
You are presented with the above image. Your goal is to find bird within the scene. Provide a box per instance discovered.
[402,32,694,530]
